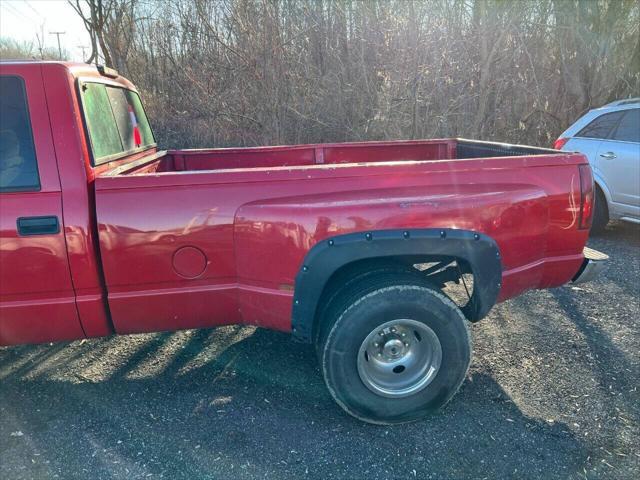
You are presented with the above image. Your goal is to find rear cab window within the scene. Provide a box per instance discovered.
[0,76,40,192]
[79,81,155,165]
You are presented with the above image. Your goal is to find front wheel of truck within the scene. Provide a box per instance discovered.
[318,277,471,424]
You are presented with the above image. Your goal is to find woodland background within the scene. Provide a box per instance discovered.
[2,0,639,149]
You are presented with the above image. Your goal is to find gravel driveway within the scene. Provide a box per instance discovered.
[1,222,638,480]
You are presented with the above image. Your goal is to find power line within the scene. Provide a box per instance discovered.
[4,1,47,57]
[4,1,40,25]
[24,1,45,21]
[3,2,29,22]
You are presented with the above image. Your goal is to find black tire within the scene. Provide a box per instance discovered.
[318,272,471,424]
[591,187,609,234]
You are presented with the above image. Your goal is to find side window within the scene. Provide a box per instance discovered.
[0,76,40,192]
[611,109,640,143]
[576,111,625,140]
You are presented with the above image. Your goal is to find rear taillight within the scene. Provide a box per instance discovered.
[578,164,594,229]
[554,137,569,150]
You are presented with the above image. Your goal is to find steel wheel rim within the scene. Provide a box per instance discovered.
[356,319,442,398]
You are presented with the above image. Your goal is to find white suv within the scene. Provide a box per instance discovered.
[554,99,640,232]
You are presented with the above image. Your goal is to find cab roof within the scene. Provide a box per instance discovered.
[0,60,136,91]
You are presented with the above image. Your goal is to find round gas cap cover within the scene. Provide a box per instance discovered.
[172,246,207,279]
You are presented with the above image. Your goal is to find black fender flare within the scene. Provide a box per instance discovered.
[291,228,502,342]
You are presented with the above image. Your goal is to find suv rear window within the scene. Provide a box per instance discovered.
[576,111,625,139]
[611,109,640,143]
[80,82,155,165]
[0,76,40,192]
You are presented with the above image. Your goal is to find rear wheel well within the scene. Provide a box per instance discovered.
[312,255,474,342]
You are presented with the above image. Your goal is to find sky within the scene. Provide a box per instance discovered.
[1,0,90,62]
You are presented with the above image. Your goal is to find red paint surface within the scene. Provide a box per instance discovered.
[95,150,588,334]
[0,62,591,346]
[0,63,84,344]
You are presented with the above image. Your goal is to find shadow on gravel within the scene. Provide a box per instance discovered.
[589,221,640,244]
[550,288,638,421]
[1,328,586,479]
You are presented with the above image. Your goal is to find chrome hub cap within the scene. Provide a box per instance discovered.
[357,319,442,398]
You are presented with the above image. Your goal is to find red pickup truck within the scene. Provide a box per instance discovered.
[0,61,607,424]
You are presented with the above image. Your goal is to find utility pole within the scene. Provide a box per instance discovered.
[49,31,66,60]
[77,45,88,62]
[35,34,44,60]
[35,24,46,60]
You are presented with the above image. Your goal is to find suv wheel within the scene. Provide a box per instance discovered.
[592,187,609,234]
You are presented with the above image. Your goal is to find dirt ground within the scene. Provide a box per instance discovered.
[1,222,638,480]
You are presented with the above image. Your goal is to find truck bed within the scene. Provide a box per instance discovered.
[94,138,588,336]
[100,138,562,176]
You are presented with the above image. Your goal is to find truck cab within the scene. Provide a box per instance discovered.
[0,62,155,344]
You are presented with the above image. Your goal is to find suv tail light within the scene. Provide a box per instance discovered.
[554,137,569,150]
[578,164,594,230]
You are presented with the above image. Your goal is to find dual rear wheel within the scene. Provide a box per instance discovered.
[316,271,472,424]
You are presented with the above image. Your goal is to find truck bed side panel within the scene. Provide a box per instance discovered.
[95,155,587,334]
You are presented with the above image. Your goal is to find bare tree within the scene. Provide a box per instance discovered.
[0,37,63,61]
[69,0,115,66]
[68,0,640,148]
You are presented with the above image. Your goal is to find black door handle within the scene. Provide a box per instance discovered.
[17,216,60,236]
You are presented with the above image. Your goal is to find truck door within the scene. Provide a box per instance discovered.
[0,67,84,345]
